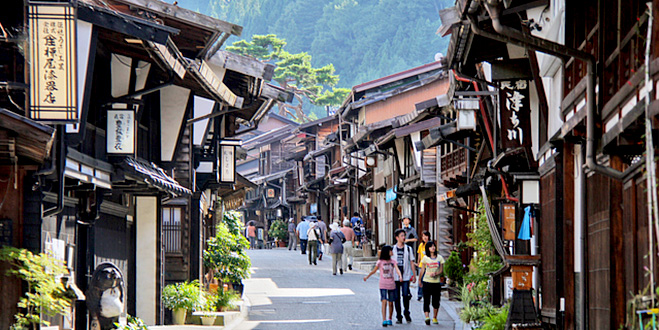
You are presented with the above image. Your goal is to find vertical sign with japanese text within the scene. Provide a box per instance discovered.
[107,110,135,154]
[219,144,236,183]
[498,80,531,149]
[29,2,78,122]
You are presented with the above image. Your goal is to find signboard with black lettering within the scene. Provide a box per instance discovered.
[28,2,78,123]
[107,110,135,155]
[498,80,531,150]
[218,140,238,184]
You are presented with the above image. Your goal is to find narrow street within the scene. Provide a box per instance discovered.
[233,249,462,330]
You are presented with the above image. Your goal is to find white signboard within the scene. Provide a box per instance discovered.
[107,110,135,154]
[29,2,78,122]
[219,144,236,183]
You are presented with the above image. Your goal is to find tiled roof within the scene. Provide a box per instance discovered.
[124,157,192,196]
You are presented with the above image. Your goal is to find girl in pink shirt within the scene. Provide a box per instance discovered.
[364,245,402,327]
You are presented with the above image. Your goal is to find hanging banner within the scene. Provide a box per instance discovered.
[498,80,531,149]
[107,110,135,155]
[28,2,78,123]
[385,186,397,203]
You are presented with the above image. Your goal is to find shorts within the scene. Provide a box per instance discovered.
[380,289,396,302]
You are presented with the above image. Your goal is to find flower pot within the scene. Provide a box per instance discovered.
[278,240,286,247]
[172,308,187,325]
[201,315,216,326]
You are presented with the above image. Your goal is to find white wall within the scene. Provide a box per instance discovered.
[135,196,158,325]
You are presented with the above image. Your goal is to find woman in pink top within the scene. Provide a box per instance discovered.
[364,245,402,327]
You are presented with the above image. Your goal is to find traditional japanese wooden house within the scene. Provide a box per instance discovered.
[439,0,659,329]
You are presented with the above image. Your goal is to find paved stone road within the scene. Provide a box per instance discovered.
[231,248,461,330]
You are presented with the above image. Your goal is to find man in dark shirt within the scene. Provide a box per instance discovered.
[402,216,418,250]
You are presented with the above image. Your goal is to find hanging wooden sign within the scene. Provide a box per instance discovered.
[497,79,531,149]
[28,2,78,123]
[501,202,516,241]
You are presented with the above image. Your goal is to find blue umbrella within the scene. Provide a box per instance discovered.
[518,205,532,240]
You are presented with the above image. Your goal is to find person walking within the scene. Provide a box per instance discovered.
[287,218,297,251]
[364,245,402,327]
[316,216,327,261]
[417,230,431,301]
[328,221,346,275]
[341,219,356,271]
[351,212,363,248]
[401,216,418,249]
[392,229,417,324]
[296,217,310,255]
[307,221,323,265]
[247,222,257,249]
[418,241,445,325]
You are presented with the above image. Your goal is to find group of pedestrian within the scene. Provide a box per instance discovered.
[364,217,445,327]
[288,213,363,275]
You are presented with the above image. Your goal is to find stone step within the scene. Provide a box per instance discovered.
[355,261,377,272]
[353,256,378,262]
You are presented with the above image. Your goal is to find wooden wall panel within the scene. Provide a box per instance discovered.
[540,167,557,318]
[586,173,611,330]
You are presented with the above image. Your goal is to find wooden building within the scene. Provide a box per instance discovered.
[0,0,284,328]
[439,0,659,329]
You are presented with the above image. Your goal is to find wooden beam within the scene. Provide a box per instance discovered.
[208,50,275,81]
[112,0,242,36]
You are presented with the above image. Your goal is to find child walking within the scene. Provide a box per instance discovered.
[364,245,402,327]
[418,241,445,325]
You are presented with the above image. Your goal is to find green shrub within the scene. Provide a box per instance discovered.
[162,280,201,311]
[444,251,465,286]
[203,211,251,283]
[114,315,148,330]
[480,305,509,330]
[268,220,288,242]
[0,246,71,330]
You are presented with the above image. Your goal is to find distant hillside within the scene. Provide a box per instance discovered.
[174,0,452,89]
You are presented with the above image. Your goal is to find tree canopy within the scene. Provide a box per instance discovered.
[227,34,349,122]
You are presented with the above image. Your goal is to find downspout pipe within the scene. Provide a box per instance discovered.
[477,2,624,180]
[43,127,67,217]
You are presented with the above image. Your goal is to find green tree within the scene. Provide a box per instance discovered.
[203,211,251,283]
[0,246,72,330]
[227,34,349,122]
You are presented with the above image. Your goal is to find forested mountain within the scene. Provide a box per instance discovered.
[176,0,452,89]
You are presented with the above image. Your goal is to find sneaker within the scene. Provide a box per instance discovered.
[386,320,393,326]
[405,314,412,323]
[432,318,438,324]
[425,318,430,325]
[319,255,323,261]
[333,273,336,275]
[314,261,317,265]
[395,319,403,324]
[348,264,352,270]
[340,269,343,275]
[417,297,422,301]
[382,321,388,327]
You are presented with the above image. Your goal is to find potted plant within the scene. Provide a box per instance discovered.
[214,288,240,312]
[204,211,252,285]
[198,293,218,326]
[162,280,201,325]
[444,250,465,299]
[268,219,288,247]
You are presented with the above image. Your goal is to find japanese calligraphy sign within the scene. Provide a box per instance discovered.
[28,2,78,123]
[498,79,531,149]
[107,110,135,155]
[218,140,239,184]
